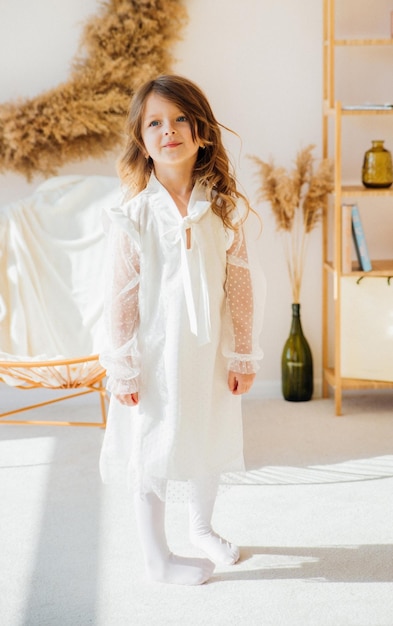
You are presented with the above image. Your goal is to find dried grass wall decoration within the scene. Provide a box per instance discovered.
[0,0,187,180]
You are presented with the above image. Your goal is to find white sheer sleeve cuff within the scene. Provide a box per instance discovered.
[228,358,261,374]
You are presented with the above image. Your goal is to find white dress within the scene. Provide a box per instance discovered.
[99,173,265,499]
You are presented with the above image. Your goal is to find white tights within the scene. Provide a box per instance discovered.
[133,478,239,586]
[188,478,240,567]
[134,491,214,585]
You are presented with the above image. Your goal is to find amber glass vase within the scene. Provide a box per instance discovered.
[281,303,313,402]
[362,140,393,188]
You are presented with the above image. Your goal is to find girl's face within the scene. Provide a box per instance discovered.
[141,93,203,174]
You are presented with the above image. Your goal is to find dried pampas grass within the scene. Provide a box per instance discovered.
[0,0,187,180]
[250,145,333,303]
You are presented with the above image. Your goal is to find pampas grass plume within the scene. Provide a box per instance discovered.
[249,145,333,302]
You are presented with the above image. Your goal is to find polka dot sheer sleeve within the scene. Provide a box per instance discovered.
[99,222,141,395]
[224,224,265,374]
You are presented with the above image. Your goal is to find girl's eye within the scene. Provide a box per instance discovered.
[149,120,161,127]
[176,115,187,122]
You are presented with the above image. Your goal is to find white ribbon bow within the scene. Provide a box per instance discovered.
[163,201,212,345]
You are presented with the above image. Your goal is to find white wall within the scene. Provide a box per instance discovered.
[0,0,330,395]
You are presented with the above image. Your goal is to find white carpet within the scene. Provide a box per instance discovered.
[1,386,393,626]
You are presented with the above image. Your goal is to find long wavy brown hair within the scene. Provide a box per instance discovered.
[118,74,251,229]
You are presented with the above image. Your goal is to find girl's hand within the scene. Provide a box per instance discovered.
[228,371,255,395]
[115,392,139,406]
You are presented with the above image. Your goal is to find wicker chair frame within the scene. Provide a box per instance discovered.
[0,355,107,427]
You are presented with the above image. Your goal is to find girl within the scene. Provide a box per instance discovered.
[99,75,265,586]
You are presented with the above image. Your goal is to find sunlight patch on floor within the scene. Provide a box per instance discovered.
[222,455,393,485]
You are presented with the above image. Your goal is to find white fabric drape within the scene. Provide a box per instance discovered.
[0,175,121,384]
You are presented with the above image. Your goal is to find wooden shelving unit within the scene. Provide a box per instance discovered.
[322,0,393,415]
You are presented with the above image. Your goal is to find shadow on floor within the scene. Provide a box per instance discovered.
[213,543,393,583]
[1,424,105,626]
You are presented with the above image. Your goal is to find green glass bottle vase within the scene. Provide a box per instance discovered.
[281,303,313,402]
[362,140,393,188]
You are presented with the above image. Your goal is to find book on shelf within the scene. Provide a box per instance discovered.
[351,204,372,272]
[341,204,353,273]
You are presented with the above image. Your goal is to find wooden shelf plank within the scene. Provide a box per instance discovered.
[341,185,393,196]
[334,38,393,46]
[349,259,393,276]
[324,105,393,116]
[341,108,393,115]
[324,367,393,389]
[324,259,393,277]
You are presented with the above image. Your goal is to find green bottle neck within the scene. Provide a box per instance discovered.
[290,303,303,335]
